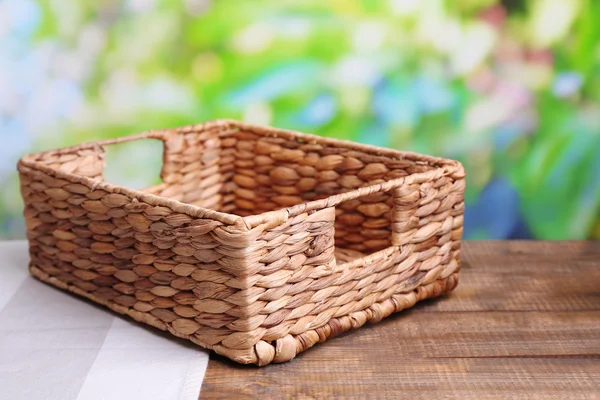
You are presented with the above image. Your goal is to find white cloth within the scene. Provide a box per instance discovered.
[0,241,209,400]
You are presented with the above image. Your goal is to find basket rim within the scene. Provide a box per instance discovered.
[17,119,465,229]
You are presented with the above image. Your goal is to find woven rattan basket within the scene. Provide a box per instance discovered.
[18,120,465,365]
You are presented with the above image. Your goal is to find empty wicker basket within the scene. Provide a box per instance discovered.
[18,120,465,365]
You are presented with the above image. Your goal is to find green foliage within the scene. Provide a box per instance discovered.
[1,0,598,239]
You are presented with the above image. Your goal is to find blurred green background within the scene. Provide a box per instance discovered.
[1,0,599,239]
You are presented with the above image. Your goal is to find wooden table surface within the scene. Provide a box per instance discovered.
[199,241,600,399]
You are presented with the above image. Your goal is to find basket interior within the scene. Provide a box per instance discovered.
[142,125,440,254]
[28,123,443,255]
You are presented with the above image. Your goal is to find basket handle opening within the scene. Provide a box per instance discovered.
[100,137,166,191]
[330,182,415,268]
[282,166,459,268]
[331,172,463,271]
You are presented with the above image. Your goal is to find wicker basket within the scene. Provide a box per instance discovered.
[18,120,465,365]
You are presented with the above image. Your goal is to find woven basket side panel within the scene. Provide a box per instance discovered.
[254,207,335,339]
[230,129,439,254]
[18,162,259,350]
[147,128,236,211]
[391,173,465,247]
[243,173,465,348]
[208,206,337,362]
[26,146,106,181]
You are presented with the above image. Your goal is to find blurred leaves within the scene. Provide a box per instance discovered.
[0,0,599,239]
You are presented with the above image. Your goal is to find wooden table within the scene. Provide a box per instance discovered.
[199,241,600,399]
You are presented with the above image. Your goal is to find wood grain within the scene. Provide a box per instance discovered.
[199,241,600,399]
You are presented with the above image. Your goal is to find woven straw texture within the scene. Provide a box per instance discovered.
[18,120,465,365]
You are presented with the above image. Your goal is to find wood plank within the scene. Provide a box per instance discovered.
[351,310,600,358]
[200,312,600,399]
[200,241,600,399]
[200,358,600,400]
[424,241,600,312]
